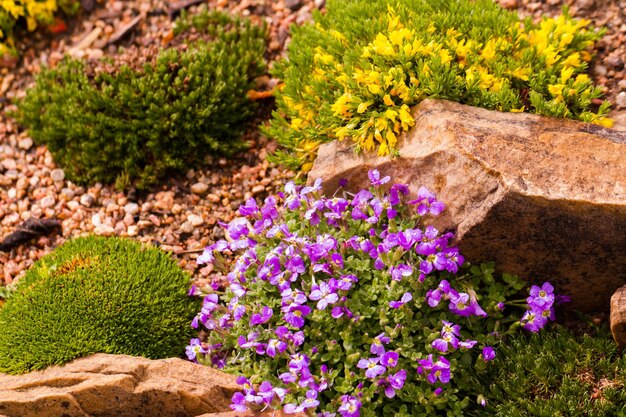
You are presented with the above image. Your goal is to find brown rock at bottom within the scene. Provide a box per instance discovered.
[0,354,246,417]
[309,99,626,313]
[610,285,626,349]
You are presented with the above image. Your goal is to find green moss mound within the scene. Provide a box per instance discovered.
[0,236,198,374]
[267,0,610,172]
[472,325,626,416]
[15,10,266,189]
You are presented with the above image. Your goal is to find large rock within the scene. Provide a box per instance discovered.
[309,99,626,312]
[0,354,290,417]
[610,285,626,350]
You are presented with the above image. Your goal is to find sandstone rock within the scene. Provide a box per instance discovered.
[0,354,292,417]
[610,285,626,350]
[309,99,626,312]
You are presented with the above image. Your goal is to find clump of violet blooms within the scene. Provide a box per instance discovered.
[187,171,565,417]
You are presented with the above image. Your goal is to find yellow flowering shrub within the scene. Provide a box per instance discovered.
[0,0,79,57]
[266,0,611,173]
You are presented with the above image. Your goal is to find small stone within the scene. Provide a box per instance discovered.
[29,176,40,187]
[616,92,626,109]
[16,178,29,191]
[593,64,607,77]
[191,182,209,195]
[207,193,221,203]
[187,214,204,227]
[171,204,183,215]
[180,221,194,234]
[498,0,517,8]
[40,196,56,209]
[91,214,102,227]
[154,191,175,211]
[67,201,80,211]
[1,158,16,170]
[618,80,626,90]
[252,185,265,195]
[50,169,65,182]
[124,202,139,215]
[127,225,139,236]
[60,188,75,200]
[80,194,95,207]
[17,138,33,150]
[94,225,115,236]
[106,203,120,213]
[7,188,16,199]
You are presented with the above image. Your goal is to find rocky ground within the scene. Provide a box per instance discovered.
[0,0,624,287]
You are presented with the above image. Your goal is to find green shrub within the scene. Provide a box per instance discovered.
[473,325,626,416]
[0,236,198,374]
[16,10,266,189]
[266,0,610,172]
[1,0,80,57]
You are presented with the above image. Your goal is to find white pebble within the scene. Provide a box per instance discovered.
[50,168,65,182]
[95,225,115,236]
[40,196,56,209]
[180,221,195,234]
[91,214,102,227]
[124,202,139,215]
[191,182,209,195]
[80,194,94,207]
[616,91,626,109]
[17,138,33,150]
[188,214,204,227]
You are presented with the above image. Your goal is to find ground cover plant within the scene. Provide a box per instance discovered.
[0,0,79,57]
[15,9,267,189]
[187,171,566,416]
[476,325,626,416]
[266,0,611,172]
[0,235,198,374]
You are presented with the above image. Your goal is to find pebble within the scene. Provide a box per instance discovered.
[127,225,139,236]
[180,221,195,234]
[80,194,95,207]
[91,214,102,227]
[191,182,209,195]
[124,202,139,215]
[17,138,33,150]
[616,92,626,109]
[94,225,115,236]
[252,185,265,195]
[207,193,221,203]
[40,196,56,209]
[1,158,16,170]
[188,214,204,227]
[50,169,65,182]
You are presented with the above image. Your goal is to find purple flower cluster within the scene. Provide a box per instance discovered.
[186,170,562,416]
[521,282,559,332]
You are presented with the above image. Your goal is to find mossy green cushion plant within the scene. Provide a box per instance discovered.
[266,0,611,173]
[473,325,626,416]
[0,236,198,374]
[16,9,266,189]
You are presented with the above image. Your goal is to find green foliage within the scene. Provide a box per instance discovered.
[0,236,198,374]
[16,9,267,189]
[266,0,610,172]
[1,0,80,57]
[473,325,626,416]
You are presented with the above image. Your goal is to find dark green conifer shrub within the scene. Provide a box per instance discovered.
[0,236,198,374]
[266,0,610,172]
[472,326,626,416]
[16,10,266,189]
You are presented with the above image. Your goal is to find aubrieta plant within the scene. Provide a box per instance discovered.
[188,171,566,416]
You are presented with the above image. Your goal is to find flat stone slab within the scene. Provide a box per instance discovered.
[0,354,290,417]
[309,99,626,312]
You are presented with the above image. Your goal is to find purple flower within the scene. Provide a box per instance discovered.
[283,304,311,328]
[409,186,445,216]
[227,218,250,240]
[357,357,386,378]
[521,309,548,332]
[285,255,306,274]
[449,292,475,317]
[239,198,259,217]
[383,369,407,398]
[459,339,477,349]
[368,169,390,186]
[482,346,496,361]
[527,282,555,309]
[418,355,451,384]
[230,392,247,412]
[250,306,273,326]
[309,281,339,310]
[185,338,207,361]
[338,395,361,417]
[389,183,409,205]
[381,351,399,368]
[301,178,322,195]
[389,292,413,309]
[289,353,310,371]
[266,338,288,357]
[390,264,413,281]
[370,333,390,355]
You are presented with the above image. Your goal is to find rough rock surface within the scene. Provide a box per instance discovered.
[309,99,626,312]
[0,354,291,417]
[610,285,626,350]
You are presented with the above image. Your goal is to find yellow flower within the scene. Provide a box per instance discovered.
[562,52,581,69]
[560,66,574,83]
[357,101,371,113]
[2,0,25,19]
[592,117,614,128]
[383,95,394,106]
